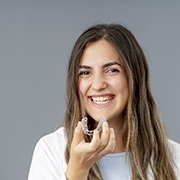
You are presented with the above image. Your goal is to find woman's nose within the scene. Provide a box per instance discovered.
[91,73,107,91]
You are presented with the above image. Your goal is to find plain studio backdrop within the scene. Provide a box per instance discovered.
[0,0,180,179]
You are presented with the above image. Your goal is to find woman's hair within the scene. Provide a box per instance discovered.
[64,23,177,180]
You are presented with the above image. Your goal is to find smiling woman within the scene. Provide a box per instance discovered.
[78,40,128,125]
[28,23,180,180]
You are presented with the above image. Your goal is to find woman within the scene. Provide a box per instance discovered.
[28,23,180,180]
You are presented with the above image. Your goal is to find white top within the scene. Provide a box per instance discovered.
[28,127,180,180]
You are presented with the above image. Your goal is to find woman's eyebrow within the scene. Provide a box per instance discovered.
[79,65,91,69]
[79,62,122,69]
[103,61,122,68]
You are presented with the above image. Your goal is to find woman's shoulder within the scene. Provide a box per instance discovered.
[36,127,67,150]
[39,127,67,143]
[168,139,180,153]
[28,127,68,179]
[168,139,180,176]
[32,127,67,160]
[168,139,180,160]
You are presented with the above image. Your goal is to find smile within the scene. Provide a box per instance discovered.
[91,96,114,104]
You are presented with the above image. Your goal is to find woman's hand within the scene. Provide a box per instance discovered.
[65,121,116,180]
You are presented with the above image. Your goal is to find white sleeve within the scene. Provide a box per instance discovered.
[28,131,67,180]
[168,140,180,179]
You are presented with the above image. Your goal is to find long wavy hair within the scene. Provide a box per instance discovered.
[64,23,177,180]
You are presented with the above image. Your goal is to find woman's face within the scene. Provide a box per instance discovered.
[78,40,128,125]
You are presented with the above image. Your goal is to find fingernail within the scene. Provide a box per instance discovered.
[103,121,108,127]
[94,129,99,135]
[77,121,81,126]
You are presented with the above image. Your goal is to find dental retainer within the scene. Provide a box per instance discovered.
[82,116,107,136]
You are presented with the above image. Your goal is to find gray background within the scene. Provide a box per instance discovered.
[0,0,180,179]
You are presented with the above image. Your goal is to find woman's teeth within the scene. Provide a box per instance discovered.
[91,96,114,104]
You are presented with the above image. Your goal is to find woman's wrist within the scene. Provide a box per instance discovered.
[65,161,89,180]
[65,169,89,180]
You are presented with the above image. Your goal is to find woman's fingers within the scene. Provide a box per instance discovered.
[71,120,116,158]
[99,121,110,147]
[98,127,116,157]
[88,121,110,152]
[89,121,115,154]
[71,122,84,147]
[88,129,100,152]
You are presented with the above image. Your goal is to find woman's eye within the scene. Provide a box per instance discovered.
[79,71,90,76]
[106,68,120,73]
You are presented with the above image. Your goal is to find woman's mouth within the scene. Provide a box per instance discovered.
[90,95,114,105]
